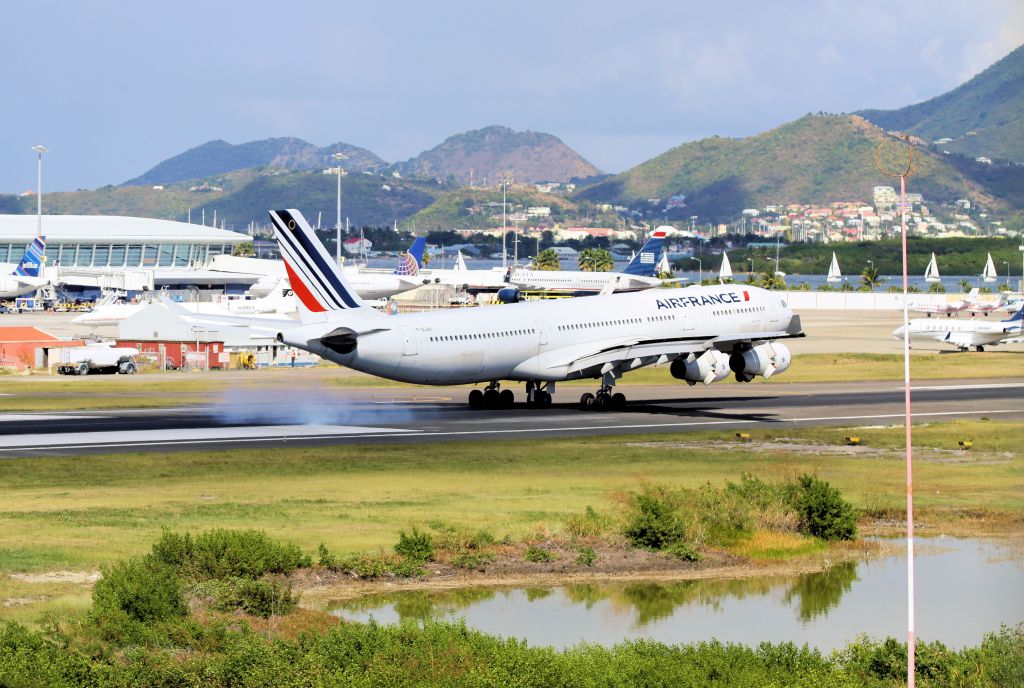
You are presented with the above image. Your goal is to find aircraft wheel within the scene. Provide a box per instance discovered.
[594,393,610,411]
[482,388,500,409]
[499,389,514,408]
[976,345,985,352]
[77,362,89,376]
[579,393,595,411]
[535,390,552,408]
[610,392,626,411]
[468,389,484,409]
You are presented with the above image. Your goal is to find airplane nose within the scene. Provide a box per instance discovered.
[892,326,905,339]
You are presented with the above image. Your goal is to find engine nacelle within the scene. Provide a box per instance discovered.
[496,287,520,303]
[670,349,731,386]
[729,343,792,381]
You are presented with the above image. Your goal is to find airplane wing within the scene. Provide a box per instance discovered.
[159,296,298,333]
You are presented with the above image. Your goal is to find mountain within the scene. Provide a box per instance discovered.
[408,185,584,232]
[857,44,1024,163]
[123,138,386,186]
[393,126,601,184]
[576,114,1012,221]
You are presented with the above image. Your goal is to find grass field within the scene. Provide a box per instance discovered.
[1,419,1020,624]
[0,352,1020,411]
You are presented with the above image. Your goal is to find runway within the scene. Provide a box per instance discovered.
[3,378,1022,457]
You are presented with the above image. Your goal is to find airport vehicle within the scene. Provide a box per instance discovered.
[56,343,140,375]
[893,305,1024,351]
[0,235,48,298]
[267,209,803,410]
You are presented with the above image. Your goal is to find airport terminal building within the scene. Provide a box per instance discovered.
[0,215,256,296]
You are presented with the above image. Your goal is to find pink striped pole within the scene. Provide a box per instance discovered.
[899,172,916,687]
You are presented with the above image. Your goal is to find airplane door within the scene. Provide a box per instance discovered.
[401,326,417,356]
[535,321,548,347]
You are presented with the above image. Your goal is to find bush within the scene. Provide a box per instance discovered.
[204,577,298,618]
[624,487,684,550]
[666,542,703,562]
[574,547,597,567]
[391,559,428,578]
[151,529,310,580]
[339,555,393,579]
[565,505,612,539]
[524,546,555,563]
[92,556,186,624]
[394,527,435,562]
[790,475,858,541]
[451,552,495,570]
[317,543,338,569]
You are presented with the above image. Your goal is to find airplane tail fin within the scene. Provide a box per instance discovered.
[13,236,45,277]
[1003,304,1024,323]
[394,237,426,276]
[967,287,980,299]
[622,231,666,276]
[269,209,368,322]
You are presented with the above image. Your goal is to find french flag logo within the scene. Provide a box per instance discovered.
[742,290,750,301]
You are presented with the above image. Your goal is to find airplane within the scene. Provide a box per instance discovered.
[0,236,48,298]
[893,305,1024,352]
[264,209,804,410]
[908,293,970,318]
[504,231,671,297]
[962,289,1007,316]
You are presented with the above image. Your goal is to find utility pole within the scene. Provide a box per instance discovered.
[32,145,47,237]
[334,152,348,266]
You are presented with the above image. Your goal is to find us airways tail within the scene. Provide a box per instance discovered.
[269,209,379,325]
[621,231,667,277]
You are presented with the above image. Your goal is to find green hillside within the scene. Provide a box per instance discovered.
[394,126,601,184]
[408,185,586,231]
[123,138,385,186]
[577,114,1009,221]
[857,44,1024,163]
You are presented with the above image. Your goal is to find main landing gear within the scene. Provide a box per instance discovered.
[579,384,626,411]
[468,382,514,410]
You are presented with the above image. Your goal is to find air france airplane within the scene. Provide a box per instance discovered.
[268,209,804,410]
[0,236,48,298]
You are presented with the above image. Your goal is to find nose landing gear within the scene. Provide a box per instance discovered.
[525,381,553,408]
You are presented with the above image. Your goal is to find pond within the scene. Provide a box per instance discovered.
[328,538,1024,650]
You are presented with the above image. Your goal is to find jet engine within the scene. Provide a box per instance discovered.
[670,349,731,386]
[496,287,521,303]
[729,342,792,382]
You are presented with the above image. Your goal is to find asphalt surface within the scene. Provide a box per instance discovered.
[2,379,1022,457]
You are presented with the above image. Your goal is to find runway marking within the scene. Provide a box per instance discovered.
[0,414,102,422]
[2,409,1019,454]
[910,383,1024,392]
[0,424,413,450]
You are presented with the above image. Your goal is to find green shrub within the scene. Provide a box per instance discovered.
[666,542,703,562]
[565,505,612,539]
[574,546,597,567]
[317,543,338,569]
[203,577,298,618]
[151,529,310,580]
[339,555,392,579]
[394,527,435,562]
[524,546,555,563]
[790,474,858,541]
[92,556,186,624]
[624,486,684,550]
[391,559,428,578]
[451,552,495,569]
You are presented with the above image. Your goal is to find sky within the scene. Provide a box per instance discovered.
[2,0,1022,193]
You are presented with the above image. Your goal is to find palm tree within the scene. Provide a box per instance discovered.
[760,270,786,290]
[860,265,884,292]
[928,281,946,293]
[532,248,560,271]
[578,248,613,272]
[957,279,972,294]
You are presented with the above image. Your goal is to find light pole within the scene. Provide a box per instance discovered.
[1019,244,1024,294]
[748,258,753,276]
[500,174,511,270]
[333,152,348,266]
[694,258,702,284]
[32,145,47,237]
[1002,261,1010,291]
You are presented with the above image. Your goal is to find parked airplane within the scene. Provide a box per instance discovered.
[504,231,670,296]
[962,289,1007,316]
[0,236,48,298]
[265,209,803,410]
[908,294,970,318]
[894,305,1024,351]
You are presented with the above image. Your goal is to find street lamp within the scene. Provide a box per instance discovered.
[1002,261,1010,291]
[500,174,511,270]
[333,152,348,266]
[32,145,47,237]
[1019,244,1024,294]
[867,259,874,274]
[748,258,754,276]
[694,257,702,284]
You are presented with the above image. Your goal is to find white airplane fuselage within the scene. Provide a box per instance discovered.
[895,317,1022,349]
[281,285,795,385]
[508,268,662,294]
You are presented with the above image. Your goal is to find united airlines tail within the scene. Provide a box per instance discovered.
[394,237,426,276]
[13,236,45,277]
[621,231,666,276]
[269,209,368,320]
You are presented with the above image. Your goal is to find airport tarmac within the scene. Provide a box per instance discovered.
[2,378,1021,457]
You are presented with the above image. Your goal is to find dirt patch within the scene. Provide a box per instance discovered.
[8,570,100,584]
[3,596,47,607]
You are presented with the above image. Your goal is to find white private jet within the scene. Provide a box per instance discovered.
[894,305,1024,352]
[0,236,49,298]
[265,209,804,410]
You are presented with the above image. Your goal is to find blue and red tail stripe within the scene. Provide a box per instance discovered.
[269,210,364,312]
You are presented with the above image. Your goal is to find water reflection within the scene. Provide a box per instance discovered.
[328,538,1023,651]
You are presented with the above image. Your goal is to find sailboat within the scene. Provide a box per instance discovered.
[718,251,733,282]
[981,252,998,283]
[656,251,672,277]
[453,250,468,272]
[924,252,941,283]
[826,252,842,283]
